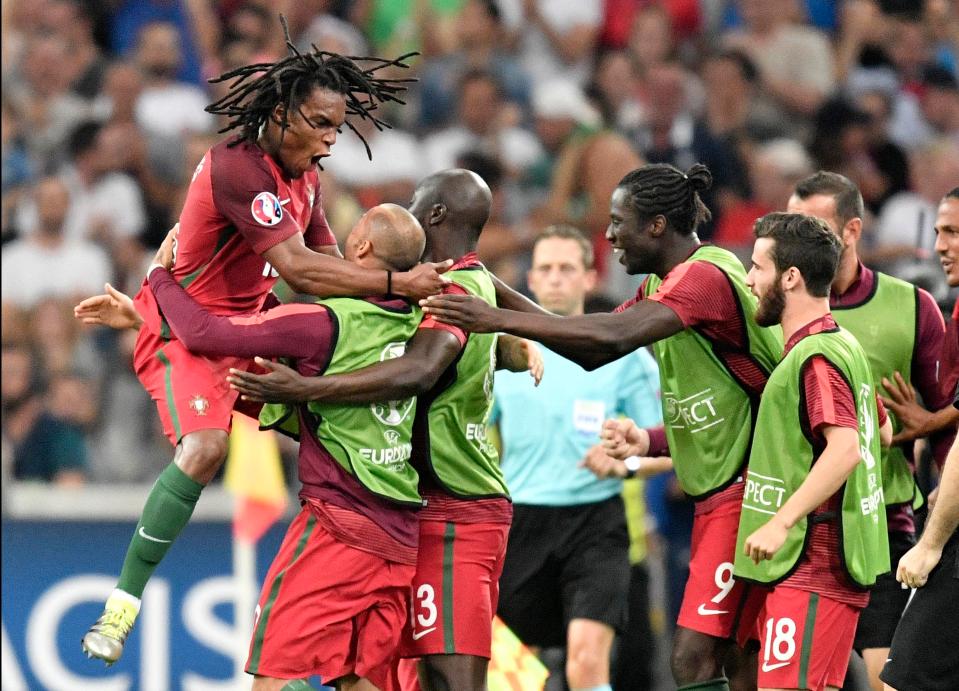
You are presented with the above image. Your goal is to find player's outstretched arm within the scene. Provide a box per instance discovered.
[264,234,452,301]
[490,273,551,316]
[148,268,327,361]
[421,294,683,370]
[229,328,463,404]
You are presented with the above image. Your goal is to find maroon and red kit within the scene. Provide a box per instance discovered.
[133,139,334,445]
[617,249,771,639]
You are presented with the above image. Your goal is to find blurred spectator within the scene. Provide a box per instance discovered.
[1,100,36,244]
[525,78,642,287]
[111,0,207,85]
[925,0,959,73]
[722,0,836,138]
[634,62,745,239]
[90,329,171,483]
[2,346,88,486]
[5,35,96,164]
[1,177,112,310]
[460,151,530,287]
[869,138,959,270]
[700,49,785,146]
[93,61,144,126]
[40,0,109,99]
[919,65,959,140]
[296,1,368,56]
[501,0,603,87]
[354,0,465,58]
[810,98,891,209]
[590,49,644,137]
[713,138,813,254]
[423,69,542,175]
[29,298,104,382]
[601,0,702,49]
[54,121,147,244]
[852,88,912,213]
[322,115,424,208]
[133,21,214,139]
[416,0,531,130]
[627,4,678,80]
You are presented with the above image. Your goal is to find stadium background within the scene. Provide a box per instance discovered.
[1,0,957,689]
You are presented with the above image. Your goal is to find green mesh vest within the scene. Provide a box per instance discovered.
[414,266,510,498]
[643,245,784,498]
[734,326,890,587]
[832,271,920,508]
[259,297,424,507]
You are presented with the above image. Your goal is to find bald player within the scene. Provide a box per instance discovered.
[80,205,429,690]
[229,170,514,691]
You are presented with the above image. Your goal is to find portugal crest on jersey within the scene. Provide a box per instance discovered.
[251,192,283,226]
[189,395,210,416]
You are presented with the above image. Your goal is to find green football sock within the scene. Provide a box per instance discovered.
[116,463,204,598]
[677,678,730,691]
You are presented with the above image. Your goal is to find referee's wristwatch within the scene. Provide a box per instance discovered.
[623,455,643,479]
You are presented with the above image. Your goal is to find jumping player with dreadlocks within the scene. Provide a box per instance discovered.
[420,163,784,691]
[78,28,447,666]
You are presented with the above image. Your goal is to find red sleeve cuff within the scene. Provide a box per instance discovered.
[646,425,670,457]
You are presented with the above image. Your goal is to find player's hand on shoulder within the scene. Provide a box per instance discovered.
[227,357,312,403]
[152,223,179,271]
[896,541,943,589]
[396,260,453,301]
[420,293,500,332]
[74,283,143,331]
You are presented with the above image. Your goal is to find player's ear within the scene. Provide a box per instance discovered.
[429,203,447,226]
[355,238,372,259]
[271,103,287,126]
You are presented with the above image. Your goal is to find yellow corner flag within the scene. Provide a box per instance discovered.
[225,413,288,543]
[487,617,549,691]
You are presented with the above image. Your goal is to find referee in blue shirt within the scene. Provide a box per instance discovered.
[492,226,662,691]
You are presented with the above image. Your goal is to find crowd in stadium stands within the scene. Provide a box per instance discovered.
[0,1,956,490]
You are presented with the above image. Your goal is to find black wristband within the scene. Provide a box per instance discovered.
[386,270,394,298]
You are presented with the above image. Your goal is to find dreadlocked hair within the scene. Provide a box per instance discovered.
[617,163,713,236]
[205,15,417,159]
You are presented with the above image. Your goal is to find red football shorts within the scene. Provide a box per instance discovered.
[755,587,860,691]
[677,499,766,640]
[400,519,510,659]
[245,505,416,687]
[133,328,262,444]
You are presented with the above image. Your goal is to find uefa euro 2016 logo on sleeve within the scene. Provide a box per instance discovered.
[251,192,284,226]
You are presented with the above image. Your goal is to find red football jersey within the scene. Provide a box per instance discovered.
[134,138,335,335]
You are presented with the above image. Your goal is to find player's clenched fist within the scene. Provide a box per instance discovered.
[743,517,789,564]
[600,418,649,460]
[896,542,942,589]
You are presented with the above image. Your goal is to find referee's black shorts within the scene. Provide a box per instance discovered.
[497,495,630,648]
[880,531,959,691]
[855,529,916,651]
